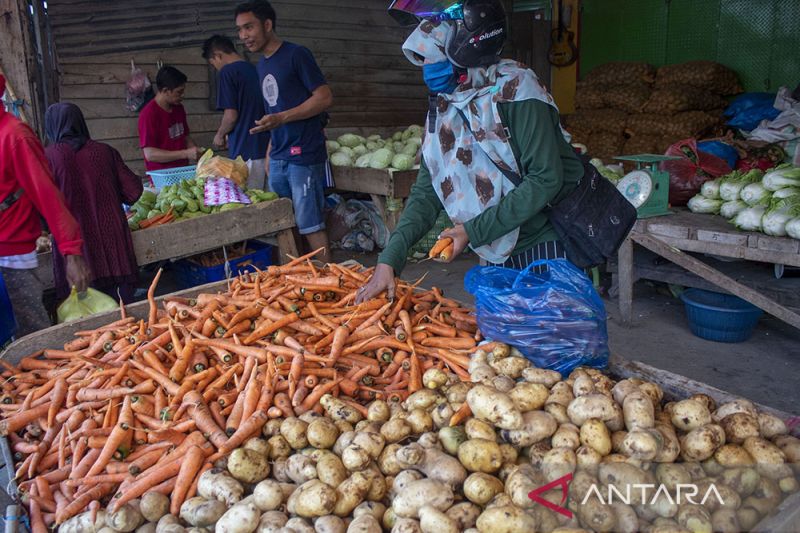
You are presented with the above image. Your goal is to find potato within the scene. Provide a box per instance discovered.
[713,399,757,422]
[714,443,754,467]
[242,437,271,458]
[431,402,455,429]
[576,445,603,471]
[140,492,170,523]
[229,447,271,483]
[680,425,724,462]
[321,394,363,424]
[198,469,244,506]
[577,495,616,531]
[637,382,664,408]
[736,507,760,531]
[342,445,371,471]
[378,443,405,476]
[669,399,711,432]
[418,505,459,533]
[286,517,316,533]
[267,435,293,460]
[59,511,109,533]
[476,505,537,532]
[466,385,523,430]
[396,442,467,489]
[757,412,788,439]
[720,413,760,444]
[109,503,145,532]
[500,410,558,447]
[405,409,434,435]
[352,431,386,459]
[281,417,310,450]
[547,382,575,407]
[307,418,340,449]
[346,514,382,533]
[774,435,800,470]
[612,502,640,533]
[391,518,422,533]
[676,504,711,533]
[215,502,261,533]
[253,479,285,512]
[742,436,792,479]
[463,473,505,505]
[463,418,495,441]
[446,502,481,530]
[405,390,442,411]
[541,447,577,483]
[458,439,504,473]
[179,498,227,528]
[655,464,691,492]
[136,523,157,533]
[779,476,799,493]
[332,471,372,517]
[580,418,612,456]
[649,490,678,519]
[285,453,318,484]
[507,382,549,413]
[381,419,412,444]
[504,465,539,508]
[491,375,516,393]
[391,470,424,497]
[622,428,661,461]
[392,479,454,518]
[572,371,596,397]
[597,463,652,506]
[288,480,338,518]
[653,425,681,463]
[470,364,496,383]
[552,424,581,450]
[545,403,570,425]
[611,379,641,405]
[567,394,617,426]
[711,508,740,533]
[263,419,282,437]
[438,426,467,456]
[521,368,561,388]
[446,382,471,404]
[489,355,530,378]
[719,467,760,496]
[316,451,348,488]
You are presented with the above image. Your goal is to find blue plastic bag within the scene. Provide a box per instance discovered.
[724,93,780,132]
[697,141,739,170]
[465,259,609,375]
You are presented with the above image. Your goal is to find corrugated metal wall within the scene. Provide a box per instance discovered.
[46,0,427,173]
[580,0,800,92]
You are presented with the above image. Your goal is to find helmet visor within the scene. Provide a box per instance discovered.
[388,0,463,25]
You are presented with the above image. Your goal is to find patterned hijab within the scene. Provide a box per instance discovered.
[402,20,567,263]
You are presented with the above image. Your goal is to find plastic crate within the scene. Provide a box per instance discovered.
[680,288,763,343]
[0,274,16,349]
[172,241,273,289]
[145,165,196,190]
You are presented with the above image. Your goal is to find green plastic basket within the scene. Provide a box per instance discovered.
[408,211,454,259]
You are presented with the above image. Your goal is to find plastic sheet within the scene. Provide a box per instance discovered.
[57,288,119,324]
[465,259,609,375]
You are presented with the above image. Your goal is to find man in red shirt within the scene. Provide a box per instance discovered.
[138,66,203,172]
[0,74,90,336]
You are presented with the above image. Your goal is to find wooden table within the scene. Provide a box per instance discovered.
[331,166,418,230]
[34,198,299,290]
[615,208,800,330]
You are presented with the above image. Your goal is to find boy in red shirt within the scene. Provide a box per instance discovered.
[0,74,91,336]
[138,66,203,172]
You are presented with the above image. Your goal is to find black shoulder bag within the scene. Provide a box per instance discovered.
[455,108,636,269]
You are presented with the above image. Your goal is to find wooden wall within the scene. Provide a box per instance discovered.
[46,0,428,174]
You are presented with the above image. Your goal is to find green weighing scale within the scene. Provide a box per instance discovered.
[613,154,681,219]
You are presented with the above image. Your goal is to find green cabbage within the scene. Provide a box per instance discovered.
[773,187,800,200]
[392,131,403,142]
[351,145,368,157]
[719,170,763,201]
[366,141,380,151]
[325,140,340,154]
[762,197,800,236]
[330,152,353,167]
[687,195,722,214]
[720,200,748,219]
[391,154,414,171]
[367,134,382,142]
[336,146,354,158]
[369,148,394,169]
[406,136,423,148]
[762,166,800,191]
[733,206,766,232]
[401,143,419,157]
[392,141,406,153]
[739,182,771,206]
[700,178,722,200]
[355,154,372,168]
[337,134,362,148]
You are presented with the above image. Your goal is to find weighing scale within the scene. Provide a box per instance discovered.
[613,154,681,219]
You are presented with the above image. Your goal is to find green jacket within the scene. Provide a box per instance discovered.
[378,98,584,274]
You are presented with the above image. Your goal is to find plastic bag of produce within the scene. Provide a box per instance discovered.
[57,287,119,324]
[661,138,732,206]
[465,259,608,375]
[196,150,249,189]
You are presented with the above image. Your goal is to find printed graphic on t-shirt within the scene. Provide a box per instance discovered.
[262,74,279,107]
[168,122,185,140]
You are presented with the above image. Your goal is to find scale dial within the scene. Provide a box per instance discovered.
[617,170,654,208]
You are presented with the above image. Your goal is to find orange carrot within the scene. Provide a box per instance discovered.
[169,445,205,515]
[428,237,453,258]
[86,395,133,477]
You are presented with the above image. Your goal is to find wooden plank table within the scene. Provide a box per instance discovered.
[34,198,300,289]
[616,209,800,330]
[331,166,418,230]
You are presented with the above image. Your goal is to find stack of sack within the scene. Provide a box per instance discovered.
[566,61,742,160]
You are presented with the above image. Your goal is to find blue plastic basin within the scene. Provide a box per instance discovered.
[680,288,763,343]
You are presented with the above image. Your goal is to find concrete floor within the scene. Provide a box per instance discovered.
[335,250,800,415]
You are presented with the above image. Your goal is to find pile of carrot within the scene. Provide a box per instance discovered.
[137,207,174,230]
[0,249,482,527]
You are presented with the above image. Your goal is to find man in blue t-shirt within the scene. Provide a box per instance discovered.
[235,0,334,263]
[202,35,270,190]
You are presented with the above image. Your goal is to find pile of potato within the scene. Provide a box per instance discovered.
[58,344,799,533]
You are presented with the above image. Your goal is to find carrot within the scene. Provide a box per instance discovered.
[214,410,269,457]
[273,392,294,418]
[169,445,206,515]
[409,352,423,393]
[56,483,115,524]
[107,459,181,513]
[146,268,163,330]
[449,402,472,426]
[86,395,133,477]
[244,312,301,343]
[0,403,50,436]
[182,391,227,449]
[420,337,477,350]
[428,237,453,258]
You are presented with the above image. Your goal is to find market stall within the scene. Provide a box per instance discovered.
[614,209,800,330]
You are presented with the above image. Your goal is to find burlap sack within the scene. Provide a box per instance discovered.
[583,62,656,86]
[566,109,628,135]
[627,111,721,139]
[643,84,729,114]
[588,132,625,160]
[575,82,606,109]
[603,83,652,113]
[655,61,742,95]
[622,135,663,156]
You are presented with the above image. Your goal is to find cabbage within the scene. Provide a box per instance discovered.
[687,195,722,214]
[720,200,748,219]
[733,206,766,232]
[786,217,800,240]
[401,128,414,141]
[369,148,394,169]
[762,197,800,236]
[355,154,372,168]
[330,151,353,167]
[391,153,414,171]
[406,136,423,148]
[739,182,771,206]
[772,187,800,200]
[700,178,722,200]
[336,146,354,158]
[401,143,419,157]
[325,140,340,154]
[393,141,406,153]
[719,170,763,201]
[367,134,382,142]
[392,131,403,142]
[407,124,423,136]
[762,166,800,191]
[366,141,380,151]
[337,134,362,148]
[351,145,368,157]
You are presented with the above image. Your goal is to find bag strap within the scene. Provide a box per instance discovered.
[454,107,523,187]
[0,189,23,213]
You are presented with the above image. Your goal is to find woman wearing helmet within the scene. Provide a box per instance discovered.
[357,0,584,302]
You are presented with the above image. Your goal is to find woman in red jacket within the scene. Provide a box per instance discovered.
[0,75,90,337]
[44,102,144,303]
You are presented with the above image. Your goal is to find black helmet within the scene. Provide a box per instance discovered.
[388,0,507,68]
